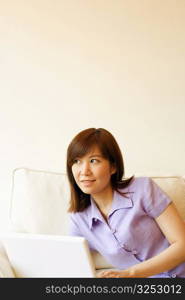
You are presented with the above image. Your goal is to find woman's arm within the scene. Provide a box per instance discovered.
[98,203,185,278]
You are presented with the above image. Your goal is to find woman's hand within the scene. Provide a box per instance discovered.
[97,269,133,278]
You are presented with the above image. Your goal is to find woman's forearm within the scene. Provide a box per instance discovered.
[126,241,185,277]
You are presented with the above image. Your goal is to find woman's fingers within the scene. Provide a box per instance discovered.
[98,271,120,278]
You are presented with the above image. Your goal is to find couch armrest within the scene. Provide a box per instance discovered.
[0,242,15,278]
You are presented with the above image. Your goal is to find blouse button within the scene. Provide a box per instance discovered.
[132,249,138,255]
[122,244,131,251]
[171,273,177,278]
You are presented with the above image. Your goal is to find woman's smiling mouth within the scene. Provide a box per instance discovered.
[80,180,96,186]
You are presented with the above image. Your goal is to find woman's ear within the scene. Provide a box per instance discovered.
[110,164,116,175]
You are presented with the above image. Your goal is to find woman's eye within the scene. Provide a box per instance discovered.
[90,159,99,163]
[73,159,80,164]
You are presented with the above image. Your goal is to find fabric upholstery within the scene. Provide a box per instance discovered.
[10,169,185,235]
[0,244,15,277]
[0,168,184,276]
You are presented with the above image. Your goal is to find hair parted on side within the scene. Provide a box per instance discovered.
[66,128,134,213]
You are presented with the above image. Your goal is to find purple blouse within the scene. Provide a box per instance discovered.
[69,177,185,277]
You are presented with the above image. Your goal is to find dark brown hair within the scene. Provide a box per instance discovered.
[66,128,134,212]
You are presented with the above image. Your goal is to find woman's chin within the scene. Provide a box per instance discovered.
[81,187,94,194]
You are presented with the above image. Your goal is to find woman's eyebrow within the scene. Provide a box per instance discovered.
[88,154,103,158]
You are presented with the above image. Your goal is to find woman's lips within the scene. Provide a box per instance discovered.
[81,180,96,186]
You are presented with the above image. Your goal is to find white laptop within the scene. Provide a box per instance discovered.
[0,232,96,278]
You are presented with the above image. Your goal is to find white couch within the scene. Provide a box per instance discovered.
[0,167,185,277]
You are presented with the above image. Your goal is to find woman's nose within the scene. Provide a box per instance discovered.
[80,162,91,175]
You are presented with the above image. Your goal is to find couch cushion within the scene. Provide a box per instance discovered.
[10,169,185,234]
[10,168,70,235]
[0,242,15,277]
[9,168,185,270]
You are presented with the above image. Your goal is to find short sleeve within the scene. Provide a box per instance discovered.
[68,213,83,236]
[142,177,172,218]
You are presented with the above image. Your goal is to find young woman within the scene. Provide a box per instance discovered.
[66,128,185,278]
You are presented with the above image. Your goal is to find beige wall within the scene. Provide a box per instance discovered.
[0,0,185,231]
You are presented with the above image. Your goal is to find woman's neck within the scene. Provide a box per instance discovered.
[91,186,114,214]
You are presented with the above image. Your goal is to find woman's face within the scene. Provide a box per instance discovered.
[71,146,116,197]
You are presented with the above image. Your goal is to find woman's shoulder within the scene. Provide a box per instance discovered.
[116,176,153,196]
[121,176,157,201]
[69,205,91,220]
[126,176,153,190]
